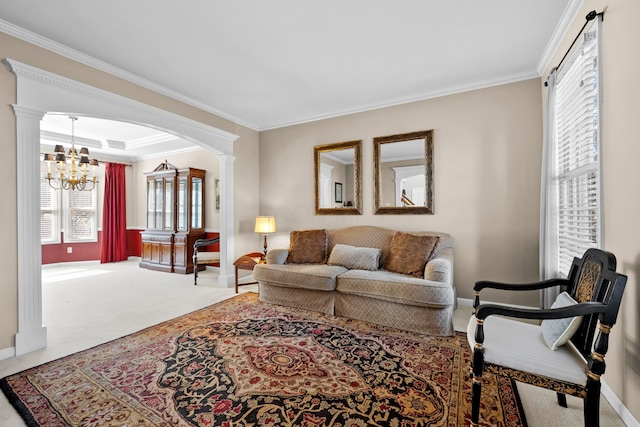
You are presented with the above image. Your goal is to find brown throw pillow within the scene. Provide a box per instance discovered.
[286,229,329,264]
[383,232,440,278]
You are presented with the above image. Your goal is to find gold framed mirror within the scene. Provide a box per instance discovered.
[314,140,362,215]
[374,130,434,214]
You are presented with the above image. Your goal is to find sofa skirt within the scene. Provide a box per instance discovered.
[259,282,335,315]
[335,292,454,336]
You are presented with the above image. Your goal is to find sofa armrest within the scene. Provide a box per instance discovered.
[424,247,453,285]
[266,248,289,265]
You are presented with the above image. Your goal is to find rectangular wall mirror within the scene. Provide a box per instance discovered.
[374,130,434,214]
[314,140,362,215]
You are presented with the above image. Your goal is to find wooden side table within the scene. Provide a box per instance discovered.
[233,252,265,293]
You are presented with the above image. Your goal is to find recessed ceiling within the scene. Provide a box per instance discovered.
[39,114,199,162]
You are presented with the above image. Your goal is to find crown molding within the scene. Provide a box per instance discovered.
[135,145,203,161]
[0,19,259,131]
[40,130,102,149]
[536,0,585,76]
[126,132,181,149]
[261,71,540,131]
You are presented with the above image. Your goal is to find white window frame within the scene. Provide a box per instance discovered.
[40,179,61,245]
[40,183,99,244]
[63,187,98,243]
[552,18,603,277]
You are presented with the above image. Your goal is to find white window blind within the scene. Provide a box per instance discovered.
[64,189,98,242]
[40,179,60,244]
[554,21,601,275]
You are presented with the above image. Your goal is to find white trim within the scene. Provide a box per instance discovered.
[40,130,102,149]
[5,59,238,354]
[602,381,640,427]
[537,0,585,75]
[457,297,474,307]
[13,105,48,355]
[0,19,259,131]
[261,71,539,131]
[217,154,235,288]
[4,59,238,155]
[0,346,16,361]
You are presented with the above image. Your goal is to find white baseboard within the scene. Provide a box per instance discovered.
[0,346,16,361]
[602,380,640,427]
[457,297,474,307]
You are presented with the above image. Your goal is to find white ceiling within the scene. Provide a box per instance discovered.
[1,1,574,160]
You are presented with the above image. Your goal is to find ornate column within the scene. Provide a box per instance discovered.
[12,105,48,355]
[217,154,236,288]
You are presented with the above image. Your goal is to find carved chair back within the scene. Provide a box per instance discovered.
[564,248,623,358]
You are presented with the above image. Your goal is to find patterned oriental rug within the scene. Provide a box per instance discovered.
[1,293,527,427]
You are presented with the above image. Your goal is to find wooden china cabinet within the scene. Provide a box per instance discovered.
[139,161,205,274]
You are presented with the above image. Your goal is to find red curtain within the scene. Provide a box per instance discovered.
[101,163,128,263]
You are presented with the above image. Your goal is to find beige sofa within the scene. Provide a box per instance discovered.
[252,225,455,336]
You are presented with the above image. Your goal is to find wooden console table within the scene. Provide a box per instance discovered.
[233,252,265,293]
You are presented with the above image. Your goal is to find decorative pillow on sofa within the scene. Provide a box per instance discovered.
[327,244,381,271]
[383,232,440,278]
[541,291,584,350]
[286,229,329,264]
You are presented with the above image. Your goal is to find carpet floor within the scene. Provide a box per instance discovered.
[1,292,525,427]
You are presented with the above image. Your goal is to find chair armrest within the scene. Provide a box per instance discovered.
[193,237,219,252]
[474,278,570,292]
[475,301,607,321]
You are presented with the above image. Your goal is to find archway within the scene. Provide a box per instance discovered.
[5,58,239,355]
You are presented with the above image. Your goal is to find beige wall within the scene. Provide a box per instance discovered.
[0,33,260,351]
[259,78,543,306]
[540,0,640,419]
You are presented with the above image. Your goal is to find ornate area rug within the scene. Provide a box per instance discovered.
[1,293,526,426]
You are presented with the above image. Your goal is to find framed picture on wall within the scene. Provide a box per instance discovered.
[335,182,342,203]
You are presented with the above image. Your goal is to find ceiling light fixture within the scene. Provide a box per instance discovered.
[43,116,99,191]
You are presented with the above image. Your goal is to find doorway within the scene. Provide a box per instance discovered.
[7,59,239,355]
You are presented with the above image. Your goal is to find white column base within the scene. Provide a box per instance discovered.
[218,274,235,288]
[15,326,47,356]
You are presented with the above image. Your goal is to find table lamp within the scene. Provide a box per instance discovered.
[254,216,276,256]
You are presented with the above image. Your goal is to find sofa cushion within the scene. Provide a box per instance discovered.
[383,232,440,277]
[336,269,454,308]
[286,229,328,264]
[327,244,381,271]
[253,264,347,291]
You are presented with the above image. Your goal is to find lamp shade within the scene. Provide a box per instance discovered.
[254,216,276,234]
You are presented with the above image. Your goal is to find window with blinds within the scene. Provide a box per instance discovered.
[554,21,601,276]
[40,179,60,244]
[64,189,98,242]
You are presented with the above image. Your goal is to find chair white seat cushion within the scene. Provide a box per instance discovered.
[467,315,588,386]
[194,252,220,263]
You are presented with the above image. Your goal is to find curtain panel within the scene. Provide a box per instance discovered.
[101,163,128,263]
[539,69,561,308]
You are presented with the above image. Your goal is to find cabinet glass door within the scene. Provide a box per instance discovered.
[164,178,174,230]
[155,179,163,229]
[177,177,187,231]
[147,180,154,228]
[191,177,203,229]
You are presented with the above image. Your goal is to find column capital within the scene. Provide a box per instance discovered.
[11,104,46,121]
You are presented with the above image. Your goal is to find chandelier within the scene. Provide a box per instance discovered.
[43,117,99,191]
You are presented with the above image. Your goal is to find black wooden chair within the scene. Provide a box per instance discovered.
[193,237,220,285]
[468,248,627,427]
